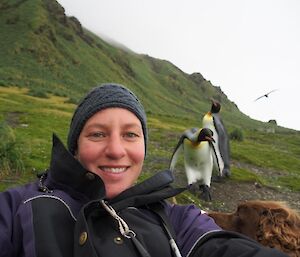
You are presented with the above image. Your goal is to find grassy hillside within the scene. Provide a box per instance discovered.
[1,87,299,199]
[0,0,299,208]
[0,0,270,129]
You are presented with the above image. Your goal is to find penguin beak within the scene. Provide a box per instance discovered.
[210,98,216,106]
[205,136,215,143]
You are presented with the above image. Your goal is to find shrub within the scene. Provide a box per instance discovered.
[27,88,49,98]
[0,122,24,177]
[0,80,9,87]
[64,97,78,104]
[229,128,244,141]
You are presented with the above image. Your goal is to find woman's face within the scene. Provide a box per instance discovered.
[76,108,145,199]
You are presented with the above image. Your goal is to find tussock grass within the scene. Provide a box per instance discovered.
[0,122,24,178]
[0,0,299,198]
[0,86,299,195]
[230,167,264,184]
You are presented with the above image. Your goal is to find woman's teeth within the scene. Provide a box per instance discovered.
[101,167,126,173]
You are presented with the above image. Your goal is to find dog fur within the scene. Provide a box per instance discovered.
[208,200,300,257]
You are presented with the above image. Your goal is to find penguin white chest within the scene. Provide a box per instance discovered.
[183,140,213,185]
[183,141,212,169]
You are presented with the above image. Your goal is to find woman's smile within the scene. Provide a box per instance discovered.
[76,108,145,199]
[99,166,128,174]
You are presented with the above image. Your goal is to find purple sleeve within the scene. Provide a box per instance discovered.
[0,190,18,257]
[166,203,222,257]
[0,183,36,257]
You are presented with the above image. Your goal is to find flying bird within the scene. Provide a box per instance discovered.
[254,89,278,102]
[169,127,218,201]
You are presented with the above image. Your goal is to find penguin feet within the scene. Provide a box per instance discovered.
[211,175,223,183]
[188,183,199,194]
[199,185,212,202]
[222,168,231,177]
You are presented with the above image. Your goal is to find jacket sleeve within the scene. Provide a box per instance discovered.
[0,190,17,257]
[188,230,289,257]
[166,203,222,257]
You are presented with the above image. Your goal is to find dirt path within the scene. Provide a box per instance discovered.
[201,179,300,212]
[172,158,300,213]
[197,160,300,213]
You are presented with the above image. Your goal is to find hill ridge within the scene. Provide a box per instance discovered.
[1,0,298,133]
[0,1,299,210]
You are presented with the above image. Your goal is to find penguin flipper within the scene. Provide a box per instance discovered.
[209,141,222,177]
[182,127,199,141]
[212,113,225,133]
[212,114,231,175]
[169,127,199,171]
[169,141,183,171]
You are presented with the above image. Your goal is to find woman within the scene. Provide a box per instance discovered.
[0,83,288,257]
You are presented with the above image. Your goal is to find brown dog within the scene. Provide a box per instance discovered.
[208,200,300,257]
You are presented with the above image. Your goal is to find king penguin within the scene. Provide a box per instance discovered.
[202,100,231,178]
[169,127,218,201]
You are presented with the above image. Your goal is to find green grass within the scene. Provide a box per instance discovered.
[0,121,25,177]
[0,0,246,126]
[0,87,72,187]
[230,167,264,184]
[0,0,299,203]
[0,86,299,205]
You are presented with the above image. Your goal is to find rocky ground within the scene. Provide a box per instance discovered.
[196,160,300,213]
[201,178,300,213]
[172,157,300,213]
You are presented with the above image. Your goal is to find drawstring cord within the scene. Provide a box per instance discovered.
[161,222,182,257]
[100,200,182,257]
[100,200,136,238]
[100,200,151,257]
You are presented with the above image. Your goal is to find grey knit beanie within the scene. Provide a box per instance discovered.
[67,83,147,155]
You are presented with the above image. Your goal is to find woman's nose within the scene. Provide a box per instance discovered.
[105,134,126,159]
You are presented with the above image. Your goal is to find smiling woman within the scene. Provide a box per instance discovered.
[0,83,289,257]
[76,108,145,199]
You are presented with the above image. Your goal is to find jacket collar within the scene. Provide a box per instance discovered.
[46,134,106,201]
[108,169,186,210]
[45,134,185,204]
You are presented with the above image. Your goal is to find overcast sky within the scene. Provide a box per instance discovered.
[57,0,300,131]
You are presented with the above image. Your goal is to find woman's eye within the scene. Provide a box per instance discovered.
[124,132,139,138]
[89,132,105,138]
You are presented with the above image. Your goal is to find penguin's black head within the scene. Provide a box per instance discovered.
[197,128,215,143]
[210,99,221,113]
